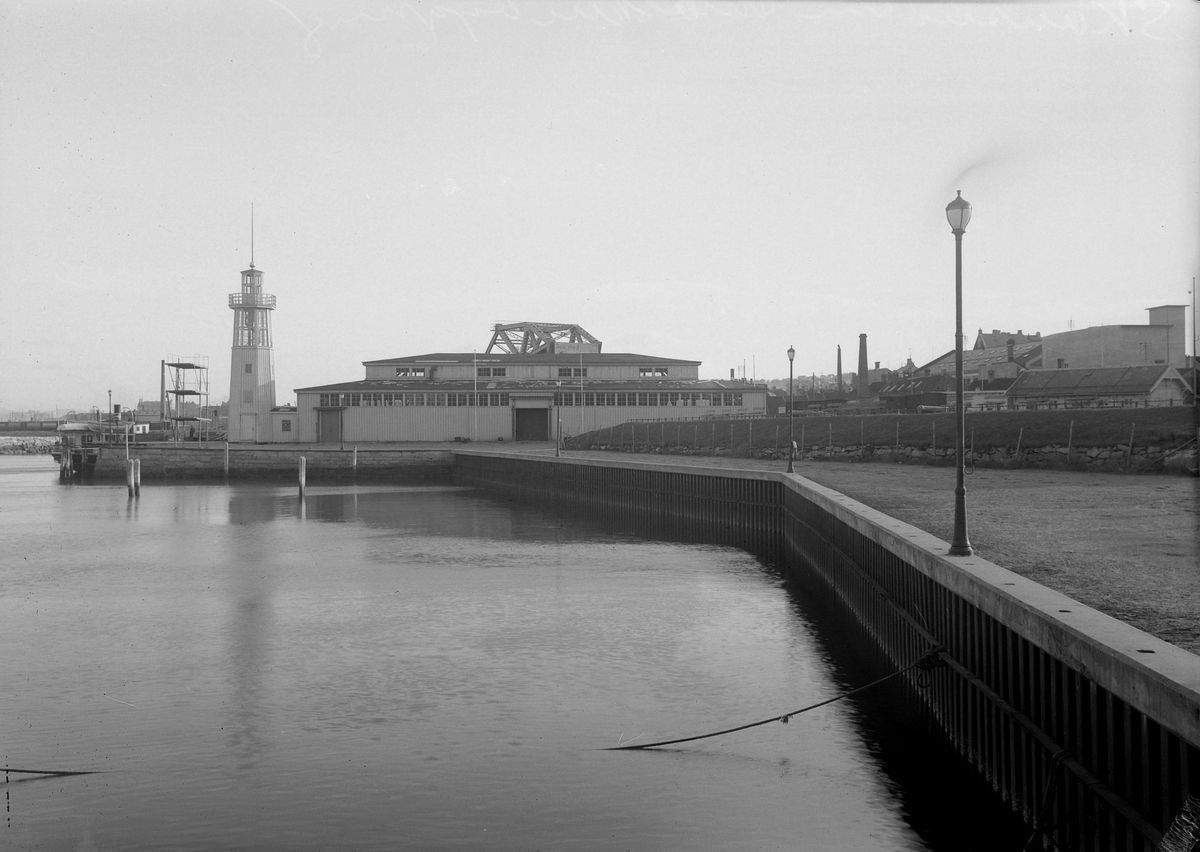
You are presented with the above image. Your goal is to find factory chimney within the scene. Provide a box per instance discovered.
[857,334,869,398]
[836,345,843,394]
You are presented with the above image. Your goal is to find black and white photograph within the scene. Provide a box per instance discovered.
[1,1,1197,849]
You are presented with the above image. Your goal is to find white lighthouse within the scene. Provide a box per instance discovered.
[226,254,276,443]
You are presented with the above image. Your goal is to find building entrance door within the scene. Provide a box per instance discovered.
[239,413,257,443]
[513,408,549,441]
[318,409,343,444]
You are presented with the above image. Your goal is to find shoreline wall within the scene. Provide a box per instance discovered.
[452,449,1199,851]
[78,443,454,482]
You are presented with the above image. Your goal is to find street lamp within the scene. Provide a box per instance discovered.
[946,190,973,556]
[787,345,796,473]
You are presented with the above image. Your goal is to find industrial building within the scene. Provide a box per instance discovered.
[292,322,768,444]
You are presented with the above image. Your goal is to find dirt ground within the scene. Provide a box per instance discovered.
[551,449,1199,655]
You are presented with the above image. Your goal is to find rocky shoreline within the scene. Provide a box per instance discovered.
[0,436,58,455]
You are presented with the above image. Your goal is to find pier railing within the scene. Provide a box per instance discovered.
[452,450,1200,851]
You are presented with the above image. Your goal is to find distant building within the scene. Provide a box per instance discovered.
[1006,365,1192,410]
[876,374,955,412]
[1039,305,1187,371]
[916,340,1042,381]
[294,322,768,444]
[973,328,1042,350]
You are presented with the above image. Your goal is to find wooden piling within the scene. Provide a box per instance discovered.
[133,458,141,497]
[298,456,307,498]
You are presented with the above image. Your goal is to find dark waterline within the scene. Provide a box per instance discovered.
[3,457,1025,850]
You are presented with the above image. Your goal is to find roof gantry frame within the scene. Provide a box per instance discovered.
[485,322,602,355]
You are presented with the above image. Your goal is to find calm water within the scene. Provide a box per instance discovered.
[1,456,1018,850]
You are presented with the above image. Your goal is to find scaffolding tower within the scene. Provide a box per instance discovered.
[162,356,211,443]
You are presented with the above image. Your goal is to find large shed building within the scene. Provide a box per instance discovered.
[293,322,768,444]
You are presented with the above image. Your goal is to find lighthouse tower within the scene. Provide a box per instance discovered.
[227,254,276,443]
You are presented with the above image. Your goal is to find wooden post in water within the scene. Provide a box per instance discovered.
[224,442,230,479]
[126,459,135,498]
[298,456,307,498]
[352,446,358,479]
[133,458,141,497]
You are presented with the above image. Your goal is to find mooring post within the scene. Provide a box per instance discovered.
[133,458,141,497]
[224,442,230,479]
[353,446,358,471]
[126,459,135,498]
[298,456,307,498]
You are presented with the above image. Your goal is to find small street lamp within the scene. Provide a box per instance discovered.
[946,190,973,556]
[787,345,796,473]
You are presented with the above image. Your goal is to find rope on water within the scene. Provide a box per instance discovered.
[3,767,100,778]
[604,647,946,751]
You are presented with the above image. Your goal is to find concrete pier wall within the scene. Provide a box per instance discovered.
[84,443,454,482]
[452,449,1200,851]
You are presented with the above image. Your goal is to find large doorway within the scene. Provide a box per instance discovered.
[239,413,257,443]
[513,408,549,441]
[318,408,343,444]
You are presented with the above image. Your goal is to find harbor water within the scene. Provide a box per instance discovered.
[1,456,1023,850]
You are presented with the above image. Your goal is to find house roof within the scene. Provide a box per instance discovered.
[361,352,700,367]
[974,329,1041,350]
[296,378,759,394]
[877,374,954,397]
[917,341,1042,375]
[1007,366,1182,398]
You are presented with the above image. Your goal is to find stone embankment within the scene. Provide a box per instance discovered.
[0,436,58,455]
[798,441,1196,474]
[581,440,1197,475]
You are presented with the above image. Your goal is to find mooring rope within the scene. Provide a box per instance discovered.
[2,767,99,778]
[1020,748,1070,852]
[604,648,945,751]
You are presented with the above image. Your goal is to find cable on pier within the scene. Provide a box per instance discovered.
[604,647,945,751]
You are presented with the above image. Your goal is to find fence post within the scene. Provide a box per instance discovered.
[1015,427,1024,465]
[1067,419,1074,464]
[1127,422,1135,468]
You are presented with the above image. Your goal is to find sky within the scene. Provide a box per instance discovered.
[1,0,1196,415]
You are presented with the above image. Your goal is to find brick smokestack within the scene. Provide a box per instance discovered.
[858,333,869,398]
[836,345,843,393]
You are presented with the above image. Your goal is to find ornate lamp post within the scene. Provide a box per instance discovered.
[946,191,973,556]
[787,345,796,473]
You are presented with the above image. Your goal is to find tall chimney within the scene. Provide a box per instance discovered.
[857,333,869,398]
[836,345,843,393]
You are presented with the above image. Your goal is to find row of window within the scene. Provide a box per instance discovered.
[556,391,742,407]
[390,366,669,379]
[319,392,512,407]
[316,390,745,408]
